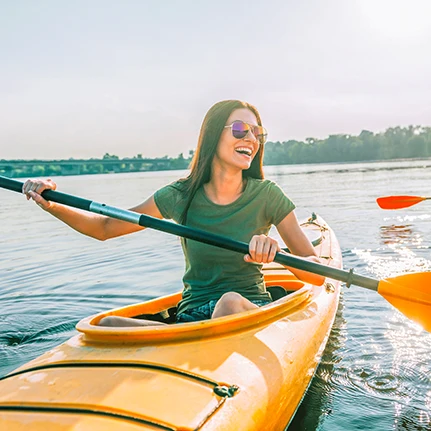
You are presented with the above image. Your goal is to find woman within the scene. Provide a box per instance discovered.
[23,100,324,326]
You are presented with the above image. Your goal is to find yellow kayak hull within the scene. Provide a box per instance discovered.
[0,215,342,431]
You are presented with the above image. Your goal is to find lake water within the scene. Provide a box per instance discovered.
[1,159,430,430]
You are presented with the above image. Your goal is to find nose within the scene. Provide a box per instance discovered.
[244,128,258,144]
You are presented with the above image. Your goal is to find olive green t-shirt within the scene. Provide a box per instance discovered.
[154,178,295,315]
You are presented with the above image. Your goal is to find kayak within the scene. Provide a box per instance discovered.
[0,213,342,431]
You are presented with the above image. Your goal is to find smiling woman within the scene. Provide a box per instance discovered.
[19,99,325,326]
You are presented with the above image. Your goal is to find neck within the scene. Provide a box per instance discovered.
[204,169,246,205]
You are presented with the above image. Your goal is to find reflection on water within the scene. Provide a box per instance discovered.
[352,247,431,280]
[380,224,416,246]
[378,223,431,275]
[353,217,431,280]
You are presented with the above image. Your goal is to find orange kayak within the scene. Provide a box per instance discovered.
[0,214,342,431]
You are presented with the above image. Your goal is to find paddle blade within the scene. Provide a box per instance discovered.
[377,272,431,332]
[376,195,428,210]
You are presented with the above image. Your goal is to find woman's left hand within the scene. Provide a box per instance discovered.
[244,234,280,264]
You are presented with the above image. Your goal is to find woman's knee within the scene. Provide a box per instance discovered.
[218,292,244,308]
[213,292,248,316]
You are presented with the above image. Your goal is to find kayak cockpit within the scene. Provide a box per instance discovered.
[75,276,314,345]
[120,283,302,325]
[75,215,334,345]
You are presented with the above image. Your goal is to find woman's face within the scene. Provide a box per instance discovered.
[213,108,260,172]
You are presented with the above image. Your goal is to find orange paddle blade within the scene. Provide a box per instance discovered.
[376,195,430,210]
[378,272,431,332]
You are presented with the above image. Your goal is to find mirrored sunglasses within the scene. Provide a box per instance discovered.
[224,120,268,145]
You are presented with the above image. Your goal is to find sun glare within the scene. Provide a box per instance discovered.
[357,0,431,41]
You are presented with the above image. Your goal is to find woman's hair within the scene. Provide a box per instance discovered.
[179,100,265,224]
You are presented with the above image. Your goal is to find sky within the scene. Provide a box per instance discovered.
[1,0,430,160]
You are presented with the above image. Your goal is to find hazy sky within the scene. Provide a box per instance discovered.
[1,0,430,160]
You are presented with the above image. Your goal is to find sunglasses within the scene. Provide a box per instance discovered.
[224,120,268,145]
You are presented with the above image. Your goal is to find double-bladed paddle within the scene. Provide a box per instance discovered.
[1,175,431,333]
[377,195,431,210]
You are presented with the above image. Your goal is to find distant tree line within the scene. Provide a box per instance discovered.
[263,126,431,165]
[2,126,430,178]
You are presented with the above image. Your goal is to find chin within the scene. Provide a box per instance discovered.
[236,161,251,170]
[235,158,253,170]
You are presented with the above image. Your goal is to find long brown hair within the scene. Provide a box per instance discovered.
[180,100,265,224]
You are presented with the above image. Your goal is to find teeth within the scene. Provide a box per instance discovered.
[236,147,252,156]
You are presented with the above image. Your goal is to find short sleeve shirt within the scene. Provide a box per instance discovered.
[154,178,295,314]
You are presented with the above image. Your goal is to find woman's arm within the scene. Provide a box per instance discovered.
[23,179,163,241]
[275,211,325,286]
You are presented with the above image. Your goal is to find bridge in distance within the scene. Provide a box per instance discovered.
[0,157,179,177]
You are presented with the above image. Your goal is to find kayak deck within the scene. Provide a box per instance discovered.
[0,214,342,431]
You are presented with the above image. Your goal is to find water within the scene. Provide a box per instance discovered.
[1,159,431,430]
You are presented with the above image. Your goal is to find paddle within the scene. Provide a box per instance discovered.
[1,175,431,332]
[376,195,431,210]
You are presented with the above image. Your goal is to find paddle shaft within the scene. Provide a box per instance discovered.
[0,175,379,291]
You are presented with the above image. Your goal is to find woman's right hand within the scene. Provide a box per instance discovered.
[22,178,57,210]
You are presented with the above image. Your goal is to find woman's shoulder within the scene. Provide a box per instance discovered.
[157,178,189,194]
[247,177,279,190]
[247,178,291,202]
[154,179,190,220]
